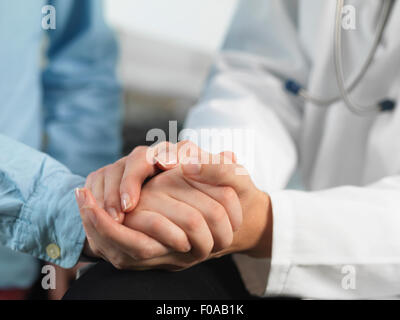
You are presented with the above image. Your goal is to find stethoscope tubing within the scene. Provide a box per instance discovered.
[216,0,397,115]
[332,0,395,115]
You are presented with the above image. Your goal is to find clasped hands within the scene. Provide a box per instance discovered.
[75,141,272,271]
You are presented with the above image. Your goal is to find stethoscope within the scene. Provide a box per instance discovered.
[285,0,397,115]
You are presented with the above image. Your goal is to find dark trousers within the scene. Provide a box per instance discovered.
[63,255,255,300]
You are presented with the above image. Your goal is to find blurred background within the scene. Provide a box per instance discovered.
[103,0,238,152]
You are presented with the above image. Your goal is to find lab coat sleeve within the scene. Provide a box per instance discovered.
[267,176,400,299]
[42,0,122,177]
[184,0,308,192]
[183,0,307,297]
[0,134,86,268]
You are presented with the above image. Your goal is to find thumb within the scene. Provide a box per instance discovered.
[120,142,180,212]
[181,153,251,198]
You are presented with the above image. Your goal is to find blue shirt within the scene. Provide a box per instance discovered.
[0,0,122,288]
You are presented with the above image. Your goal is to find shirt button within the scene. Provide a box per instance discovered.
[46,243,61,260]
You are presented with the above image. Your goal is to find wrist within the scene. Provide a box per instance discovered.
[244,191,273,258]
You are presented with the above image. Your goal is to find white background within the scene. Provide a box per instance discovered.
[105,0,238,53]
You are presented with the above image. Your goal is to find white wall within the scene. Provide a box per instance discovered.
[105,0,238,53]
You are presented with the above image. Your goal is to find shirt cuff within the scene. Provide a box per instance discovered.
[233,254,270,296]
[15,171,86,268]
[265,190,295,296]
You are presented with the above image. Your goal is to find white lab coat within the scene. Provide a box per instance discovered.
[184,0,400,299]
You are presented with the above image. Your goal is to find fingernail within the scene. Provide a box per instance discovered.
[182,163,202,176]
[155,152,177,166]
[84,208,97,227]
[154,156,167,168]
[121,193,132,211]
[75,188,86,207]
[108,208,119,221]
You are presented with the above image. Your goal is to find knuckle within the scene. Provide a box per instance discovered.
[174,236,189,253]
[215,232,233,251]
[114,158,126,167]
[148,216,164,234]
[87,169,105,187]
[103,164,117,176]
[130,145,148,158]
[169,229,189,252]
[114,157,127,168]
[150,172,175,189]
[183,211,203,233]
[221,186,236,202]
[208,203,226,225]
[87,172,96,180]
[86,171,97,184]
[136,244,154,260]
[104,189,121,205]
[104,198,120,211]
[198,241,213,260]
[104,187,120,202]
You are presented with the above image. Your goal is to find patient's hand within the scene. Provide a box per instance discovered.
[76,142,243,269]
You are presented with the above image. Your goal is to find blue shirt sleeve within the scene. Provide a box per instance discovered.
[0,134,86,268]
[42,0,123,177]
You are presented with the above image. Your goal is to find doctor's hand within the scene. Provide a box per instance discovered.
[180,157,273,260]
[151,142,272,259]
[132,154,272,271]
